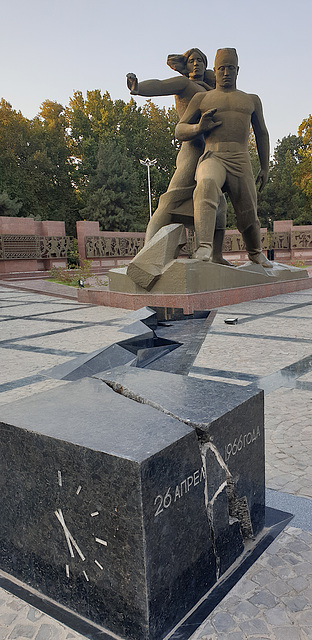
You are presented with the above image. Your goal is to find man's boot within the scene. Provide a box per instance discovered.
[242,222,273,268]
[211,228,234,266]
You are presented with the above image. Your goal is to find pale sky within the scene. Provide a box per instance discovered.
[1,0,311,153]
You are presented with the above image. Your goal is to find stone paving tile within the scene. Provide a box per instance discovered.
[0,589,86,639]
[0,350,71,386]
[192,528,312,640]
[0,318,77,336]
[265,387,312,498]
[0,380,69,407]
[20,324,136,355]
[43,306,129,323]
[193,335,312,377]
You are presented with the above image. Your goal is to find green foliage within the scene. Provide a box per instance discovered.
[67,238,80,267]
[65,91,179,228]
[257,135,310,227]
[49,259,93,287]
[0,191,22,216]
[248,130,261,178]
[295,115,312,208]
[49,265,76,285]
[225,130,311,229]
[79,138,145,231]
[0,98,78,232]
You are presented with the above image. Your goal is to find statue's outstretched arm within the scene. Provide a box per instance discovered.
[176,94,221,141]
[126,73,188,97]
[251,95,270,192]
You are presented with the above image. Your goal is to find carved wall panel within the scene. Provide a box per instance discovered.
[272,232,290,249]
[40,236,71,258]
[291,231,312,249]
[85,236,144,258]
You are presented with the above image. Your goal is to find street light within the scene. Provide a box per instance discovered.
[267,217,274,261]
[140,158,157,220]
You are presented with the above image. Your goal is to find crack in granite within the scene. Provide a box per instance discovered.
[102,378,253,574]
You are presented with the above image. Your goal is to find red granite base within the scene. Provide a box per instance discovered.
[77,276,312,313]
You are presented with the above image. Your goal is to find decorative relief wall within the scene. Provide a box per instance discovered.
[291,231,312,249]
[223,232,269,252]
[85,236,144,258]
[40,236,71,258]
[272,232,290,249]
[1,229,312,263]
[0,235,41,259]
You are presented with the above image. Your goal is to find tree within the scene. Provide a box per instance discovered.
[0,98,77,231]
[0,191,22,216]
[32,100,78,232]
[257,135,309,227]
[295,115,312,207]
[66,90,179,229]
[140,101,179,208]
[80,138,145,231]
[0,99,35,213]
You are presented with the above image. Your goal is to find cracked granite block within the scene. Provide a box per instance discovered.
[96,367,265,539]
[0,377,216,640]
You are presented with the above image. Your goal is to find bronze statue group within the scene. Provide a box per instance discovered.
[127,47,272,268]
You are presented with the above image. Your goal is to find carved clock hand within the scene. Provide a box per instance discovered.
[55,508,86,561]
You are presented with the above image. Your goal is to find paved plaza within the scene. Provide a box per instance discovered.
[0,282,312,639]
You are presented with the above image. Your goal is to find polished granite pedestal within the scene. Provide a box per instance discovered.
[0,364,264,640]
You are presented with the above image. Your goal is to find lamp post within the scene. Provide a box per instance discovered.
[140,158,157,220]
[267,216,274,261]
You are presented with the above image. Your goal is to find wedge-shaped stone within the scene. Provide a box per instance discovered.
[127,223,186,290]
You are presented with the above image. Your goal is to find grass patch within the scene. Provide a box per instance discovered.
[48,261,108,287]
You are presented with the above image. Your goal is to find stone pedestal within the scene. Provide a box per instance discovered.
[109,259,308,295]
[0,370,264,640]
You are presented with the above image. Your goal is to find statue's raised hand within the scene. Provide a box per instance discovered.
[199,108,222,134]
[126,73,139,95]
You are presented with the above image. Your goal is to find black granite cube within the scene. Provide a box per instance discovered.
[0,377,216,640]
[0,369,264,640]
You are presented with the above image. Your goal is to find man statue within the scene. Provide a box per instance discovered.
[175,48,272,267]
[127,48,231,265]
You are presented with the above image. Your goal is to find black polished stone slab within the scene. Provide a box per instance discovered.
[95,368,265,541]
[44,306,216,380]
[0,377,216,640]
[121,306,158,331]
[146,311,217,374]
[45,343,137,380]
